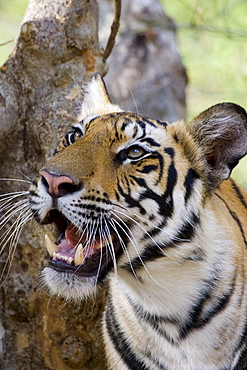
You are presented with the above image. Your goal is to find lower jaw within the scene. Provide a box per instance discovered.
[41,266,99,301]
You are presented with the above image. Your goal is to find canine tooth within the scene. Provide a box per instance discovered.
[74,243,84,266]
[45,234,60,257]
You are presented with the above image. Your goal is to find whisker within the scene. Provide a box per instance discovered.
[114,207,192,247]
[108,218,140,282]
[109,216,145,284]
[0,178,32,184]
[0,206,32,253]
[111,201,128,211]
[0,201,30,234]
[95,214,105,286]
[113,208,168,258]
[73,220,97,273]
[126,83,139,114]
[0,207,32,285]
[0,202,30,234]
[103,217,118,275]
[0,195,29,217]
[112,201,167,234]
[0,190,29,199]
[18,172,32,182]
[111,213,168,289]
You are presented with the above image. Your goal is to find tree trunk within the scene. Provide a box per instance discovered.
[0,1,187,369]
[0,1,107,369]
[102,0,187,122]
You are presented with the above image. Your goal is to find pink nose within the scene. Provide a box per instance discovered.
[39,170,75,197]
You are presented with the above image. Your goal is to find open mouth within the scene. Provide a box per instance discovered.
[43,210,122,279]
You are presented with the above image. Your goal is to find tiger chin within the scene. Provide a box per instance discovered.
[29,73,247,369]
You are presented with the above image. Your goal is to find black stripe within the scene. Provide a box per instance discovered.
[105,294,151,370]
[180,273,236,339]
[233,355,247,370]
[130,176,147,188]
[29,192,39,198]
[117,180,146,215]
[140,160,177,217]
[233,322,247,369]
[121,156,176,218]
[126,295,178,345]
[184,168,200,204]
[230,178,247,209]
[176,212,200,240]
[137,165,158,174]
[124,212,199,271]
[164,147,175,158]
[140,137,161,147]
[144,216,168,239]
[216,193,247,248]
[156,118,168,127]
[120,117,133,131]
[140,116,157,128]
[135,152,164,185]
[156,152,165,184]
[136,119,147,134]
[232,264,247,369]
[115,190,120,201]
[125,242,175,270]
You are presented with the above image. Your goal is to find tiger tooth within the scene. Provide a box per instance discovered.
[45,234,60,257]
[74,243,84,266]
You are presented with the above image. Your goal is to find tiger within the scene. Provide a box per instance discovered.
[27,73,247,369]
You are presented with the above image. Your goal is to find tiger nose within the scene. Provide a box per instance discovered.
[39,170,81,197]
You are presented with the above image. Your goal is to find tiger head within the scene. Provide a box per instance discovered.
[29,73,247,301]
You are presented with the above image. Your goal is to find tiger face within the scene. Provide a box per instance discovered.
[29,73,247,306]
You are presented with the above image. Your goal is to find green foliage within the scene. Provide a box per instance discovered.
[0,0,28,65]
[162,0,247,186]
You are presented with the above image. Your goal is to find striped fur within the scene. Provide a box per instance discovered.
[29,74,247,369]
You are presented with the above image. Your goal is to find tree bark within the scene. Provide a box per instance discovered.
[0,1,108,369]
[0,1,187,369]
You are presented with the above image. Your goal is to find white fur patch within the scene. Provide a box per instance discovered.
[79,74,123,121]
[41,267,97,302]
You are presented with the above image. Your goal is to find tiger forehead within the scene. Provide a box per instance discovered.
[84,112,168,143]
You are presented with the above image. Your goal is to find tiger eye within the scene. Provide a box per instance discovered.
[74,131,83,141]
[128,146,145,159]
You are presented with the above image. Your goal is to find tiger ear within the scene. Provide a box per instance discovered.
[189,103,247,188]
[79,73,123,120]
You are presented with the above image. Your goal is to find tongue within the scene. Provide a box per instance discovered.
[65,223,82,247]
[52,221,112,268]
[59,223,101,259]
[56,223,84,258]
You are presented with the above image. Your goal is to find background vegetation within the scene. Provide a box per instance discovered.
[0,0,246,185]
[162,0,247,185]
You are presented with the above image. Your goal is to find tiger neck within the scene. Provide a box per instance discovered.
[111,205,236,324]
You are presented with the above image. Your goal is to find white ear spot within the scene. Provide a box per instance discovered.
[78,73,123,121]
